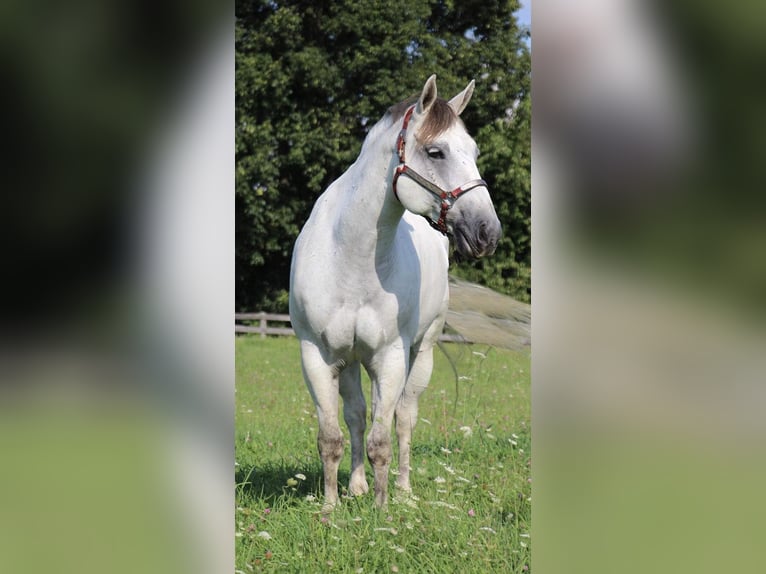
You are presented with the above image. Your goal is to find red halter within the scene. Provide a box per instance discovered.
[392,105,487,235]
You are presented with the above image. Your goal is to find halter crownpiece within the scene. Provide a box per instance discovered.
[392,105,487,235]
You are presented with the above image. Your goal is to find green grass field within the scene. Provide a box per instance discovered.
[236,336,530,573]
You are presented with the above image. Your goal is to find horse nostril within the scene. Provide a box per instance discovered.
[478,221,489,245]
[475,218,501,256]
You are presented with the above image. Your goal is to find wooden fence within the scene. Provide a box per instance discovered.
[235,312,468,343]
[235,313,295,338]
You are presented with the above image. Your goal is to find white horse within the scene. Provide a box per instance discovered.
[289,75,501,508]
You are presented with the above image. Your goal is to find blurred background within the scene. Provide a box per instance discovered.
[534,0,766,572]
[1,1,233,573]
[2,0,765,572]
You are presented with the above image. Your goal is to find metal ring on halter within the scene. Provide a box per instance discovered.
[392,106,487,236]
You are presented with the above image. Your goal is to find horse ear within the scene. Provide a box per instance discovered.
[448,80,475,116]
[416,74,438,116]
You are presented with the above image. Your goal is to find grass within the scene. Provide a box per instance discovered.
[235,336,531,573]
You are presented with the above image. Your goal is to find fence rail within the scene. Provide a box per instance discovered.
[235,312,468,343]
[235,312,294,338]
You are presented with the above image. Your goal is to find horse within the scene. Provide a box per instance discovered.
[289,75,502,508]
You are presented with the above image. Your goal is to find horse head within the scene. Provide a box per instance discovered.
[392,75,502,259]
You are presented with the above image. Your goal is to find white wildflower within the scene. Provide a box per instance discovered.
[295,473,306,481]
[433,476,446,484]
[257,531,272,540]
[427,501,458,510]
[459,426,473,438]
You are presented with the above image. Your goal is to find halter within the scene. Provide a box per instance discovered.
[392,105,488,235]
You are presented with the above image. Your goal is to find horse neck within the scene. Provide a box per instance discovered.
[335,122,404,258]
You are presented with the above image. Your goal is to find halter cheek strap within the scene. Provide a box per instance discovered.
[392,105,487,236]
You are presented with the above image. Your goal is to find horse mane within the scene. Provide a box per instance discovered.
[387,96,459,144]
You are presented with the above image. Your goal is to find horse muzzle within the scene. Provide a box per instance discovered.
[453,215,502,259]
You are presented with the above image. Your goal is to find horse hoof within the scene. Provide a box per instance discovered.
[348,479,369,496]
[374,490,388,509]
[321,500,338,514]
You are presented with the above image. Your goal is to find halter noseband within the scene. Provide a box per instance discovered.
[392,105,487,235]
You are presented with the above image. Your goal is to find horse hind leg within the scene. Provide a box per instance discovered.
[339,362,369,496]
[300,341,344,509]
[395,344,434,492]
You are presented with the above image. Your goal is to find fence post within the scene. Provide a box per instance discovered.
[259,312,266,339]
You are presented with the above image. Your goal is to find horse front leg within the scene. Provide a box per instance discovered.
[365,344,409,508]
[300,341,344,510]
[395,344,434,492]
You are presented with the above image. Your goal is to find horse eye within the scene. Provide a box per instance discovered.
[426,147,445,160]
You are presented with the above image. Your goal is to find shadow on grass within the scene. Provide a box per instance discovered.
[236,461,352,506]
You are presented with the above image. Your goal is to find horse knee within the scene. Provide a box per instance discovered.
[318,428,344,464]
[366,424,392,467]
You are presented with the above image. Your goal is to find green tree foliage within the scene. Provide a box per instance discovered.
[236,0,530,311]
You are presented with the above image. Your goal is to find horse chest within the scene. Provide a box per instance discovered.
[318,289,414,354]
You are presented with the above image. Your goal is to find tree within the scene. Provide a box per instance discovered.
[236,0,530,311]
